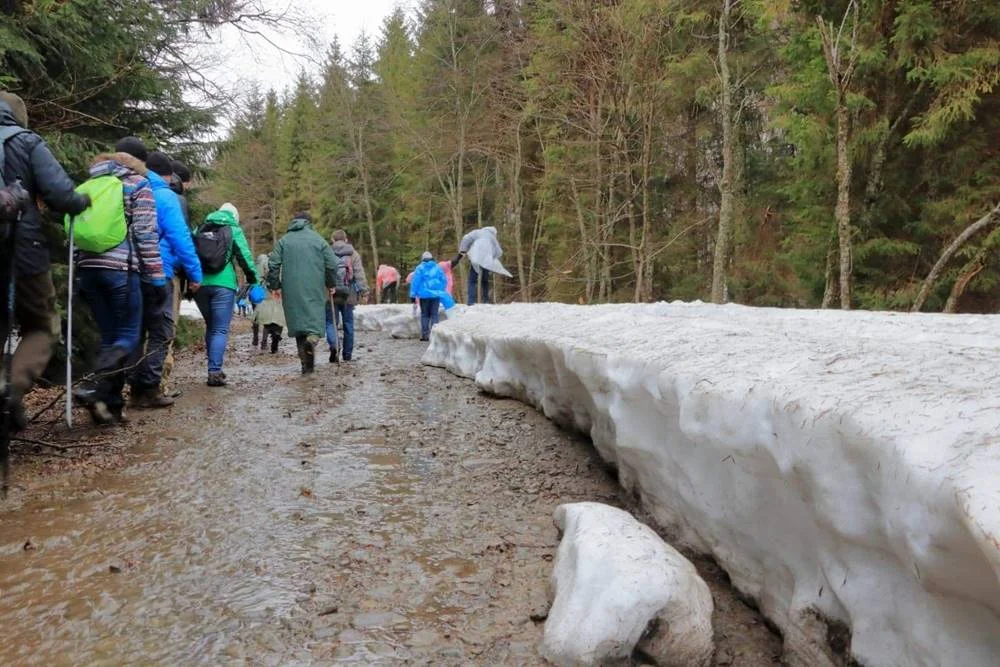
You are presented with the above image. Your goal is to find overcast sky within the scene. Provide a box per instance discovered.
[208,0,410,97]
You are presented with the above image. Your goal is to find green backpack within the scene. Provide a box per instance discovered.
[64,175,128,253]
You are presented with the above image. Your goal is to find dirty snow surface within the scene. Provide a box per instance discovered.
[356,304,464,339]
[423,302,1000,667]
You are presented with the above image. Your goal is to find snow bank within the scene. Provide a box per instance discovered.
[355,304,466,339]
[423,302,1000,667]
[543,502,713,667]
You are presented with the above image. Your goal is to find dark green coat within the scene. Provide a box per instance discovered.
[267,219,337,338]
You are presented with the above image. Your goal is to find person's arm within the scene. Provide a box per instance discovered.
[29,139,89,215]
[458,230,476,254]
[130,181,165,284]
[267,241,283,291]
[231,226,258,284]
[409,268,422,299]
[450,254,463,268]
[352,253,368,292]
[323,244,338,289]
[163,194,203,284]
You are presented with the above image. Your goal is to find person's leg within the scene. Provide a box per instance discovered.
[4,272,57,426]
[252,322,260,347]
[467,266,479,305]
[419,298,432,340]
[429,297,441,329]
[340,303,355,360]
[76,270,142,421]
[207,287,235,377]
[481,269,491,304]
[131,281,174,406]
[161,277,182,394]
[325,300,338,361]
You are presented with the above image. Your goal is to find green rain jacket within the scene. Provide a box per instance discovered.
[267,218,338,338]
[198,208,258,290]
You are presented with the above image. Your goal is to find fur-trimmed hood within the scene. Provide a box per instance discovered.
[89,151,149,180]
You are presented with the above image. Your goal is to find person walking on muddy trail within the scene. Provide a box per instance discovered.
[0,92,91,431]
[410,252,451,342]
[124,147,203,410]
[192,203,258,387]
[267,212,338,375]
[71,149,164,424]
[252,289,286,354]
[329,230,368,363]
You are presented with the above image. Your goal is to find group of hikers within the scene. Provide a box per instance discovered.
[0,91,509,429]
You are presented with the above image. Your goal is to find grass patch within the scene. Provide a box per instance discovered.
[174,316,204,350]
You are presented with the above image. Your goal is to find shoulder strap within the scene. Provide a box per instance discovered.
[0,126,29,185]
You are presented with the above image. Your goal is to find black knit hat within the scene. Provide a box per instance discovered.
[170,159,191,182]
[293,211,312,223]
[146,151,173,177]
[115,136,148,161]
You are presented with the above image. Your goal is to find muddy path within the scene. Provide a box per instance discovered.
[0,327,781,665]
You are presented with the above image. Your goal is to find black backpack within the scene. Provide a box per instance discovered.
[193,223,234,274]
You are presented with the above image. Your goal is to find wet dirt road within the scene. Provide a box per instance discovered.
[0,329,780,665]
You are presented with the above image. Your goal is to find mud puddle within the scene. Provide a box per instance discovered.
[0,330,782,665]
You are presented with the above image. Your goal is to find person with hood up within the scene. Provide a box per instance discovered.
[0,92,91,430]
[409,252,451,341]
[329,230,369,362]
[453,226,507,305]
[121,147,202,409]
[375,264,400,304]
[72,150,164,424]
[267,212,338,374]
[193,202,258,386]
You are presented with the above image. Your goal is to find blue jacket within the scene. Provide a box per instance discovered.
[148,171,203,282]
[410,259,449,300]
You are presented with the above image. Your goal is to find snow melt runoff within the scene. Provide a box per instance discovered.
[422,302,1000,667]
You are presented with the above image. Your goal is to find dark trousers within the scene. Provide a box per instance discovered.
[467,267,490,305]
[77,269,142,408]
[381,282,398,304]
[0,269,57,402]
[128,280,173,391]
[261,323,282,353]
[419,297,440,340]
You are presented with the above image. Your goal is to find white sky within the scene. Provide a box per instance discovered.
[207,0,410,99]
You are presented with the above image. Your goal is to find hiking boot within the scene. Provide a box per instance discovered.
[329,348,338,364]
[301,339,316,374]
[131,387,175,409]
[207,372,227,387]
[270,336,280,354]
[73,387,116,426]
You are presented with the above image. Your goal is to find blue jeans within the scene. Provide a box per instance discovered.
[77,268,142,406]
[333,300,355,360]
[467,267,490,305]
[128,280,173,391]
[194,286,236,374]
[325,301,338,352]
[419,297,440,339]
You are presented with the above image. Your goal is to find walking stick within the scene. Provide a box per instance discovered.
[65,217,74,427]
[1,209,19,497]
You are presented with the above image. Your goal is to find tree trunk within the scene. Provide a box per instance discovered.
[943,246,988,313]
[822,241,837,309]
[355,128,380,294]
[711,0,735,304]
[912,203,1000,311]
[835,99,853,309]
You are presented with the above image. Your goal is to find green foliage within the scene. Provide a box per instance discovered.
[207,0,1000,312]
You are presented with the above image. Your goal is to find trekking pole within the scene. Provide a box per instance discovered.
[1,210,20,497]
[65,217,74,427]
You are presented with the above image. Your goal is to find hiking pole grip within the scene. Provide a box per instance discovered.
[66,219,74,428]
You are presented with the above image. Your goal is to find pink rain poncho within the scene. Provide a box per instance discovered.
[438,260,454,295]
[376,264,401,290]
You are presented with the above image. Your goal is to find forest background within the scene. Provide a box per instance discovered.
[3,0,999,313]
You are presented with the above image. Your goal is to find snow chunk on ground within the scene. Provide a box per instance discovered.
[423,302,1000,667]
[355,304,466,339]
[543,502,713,667]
